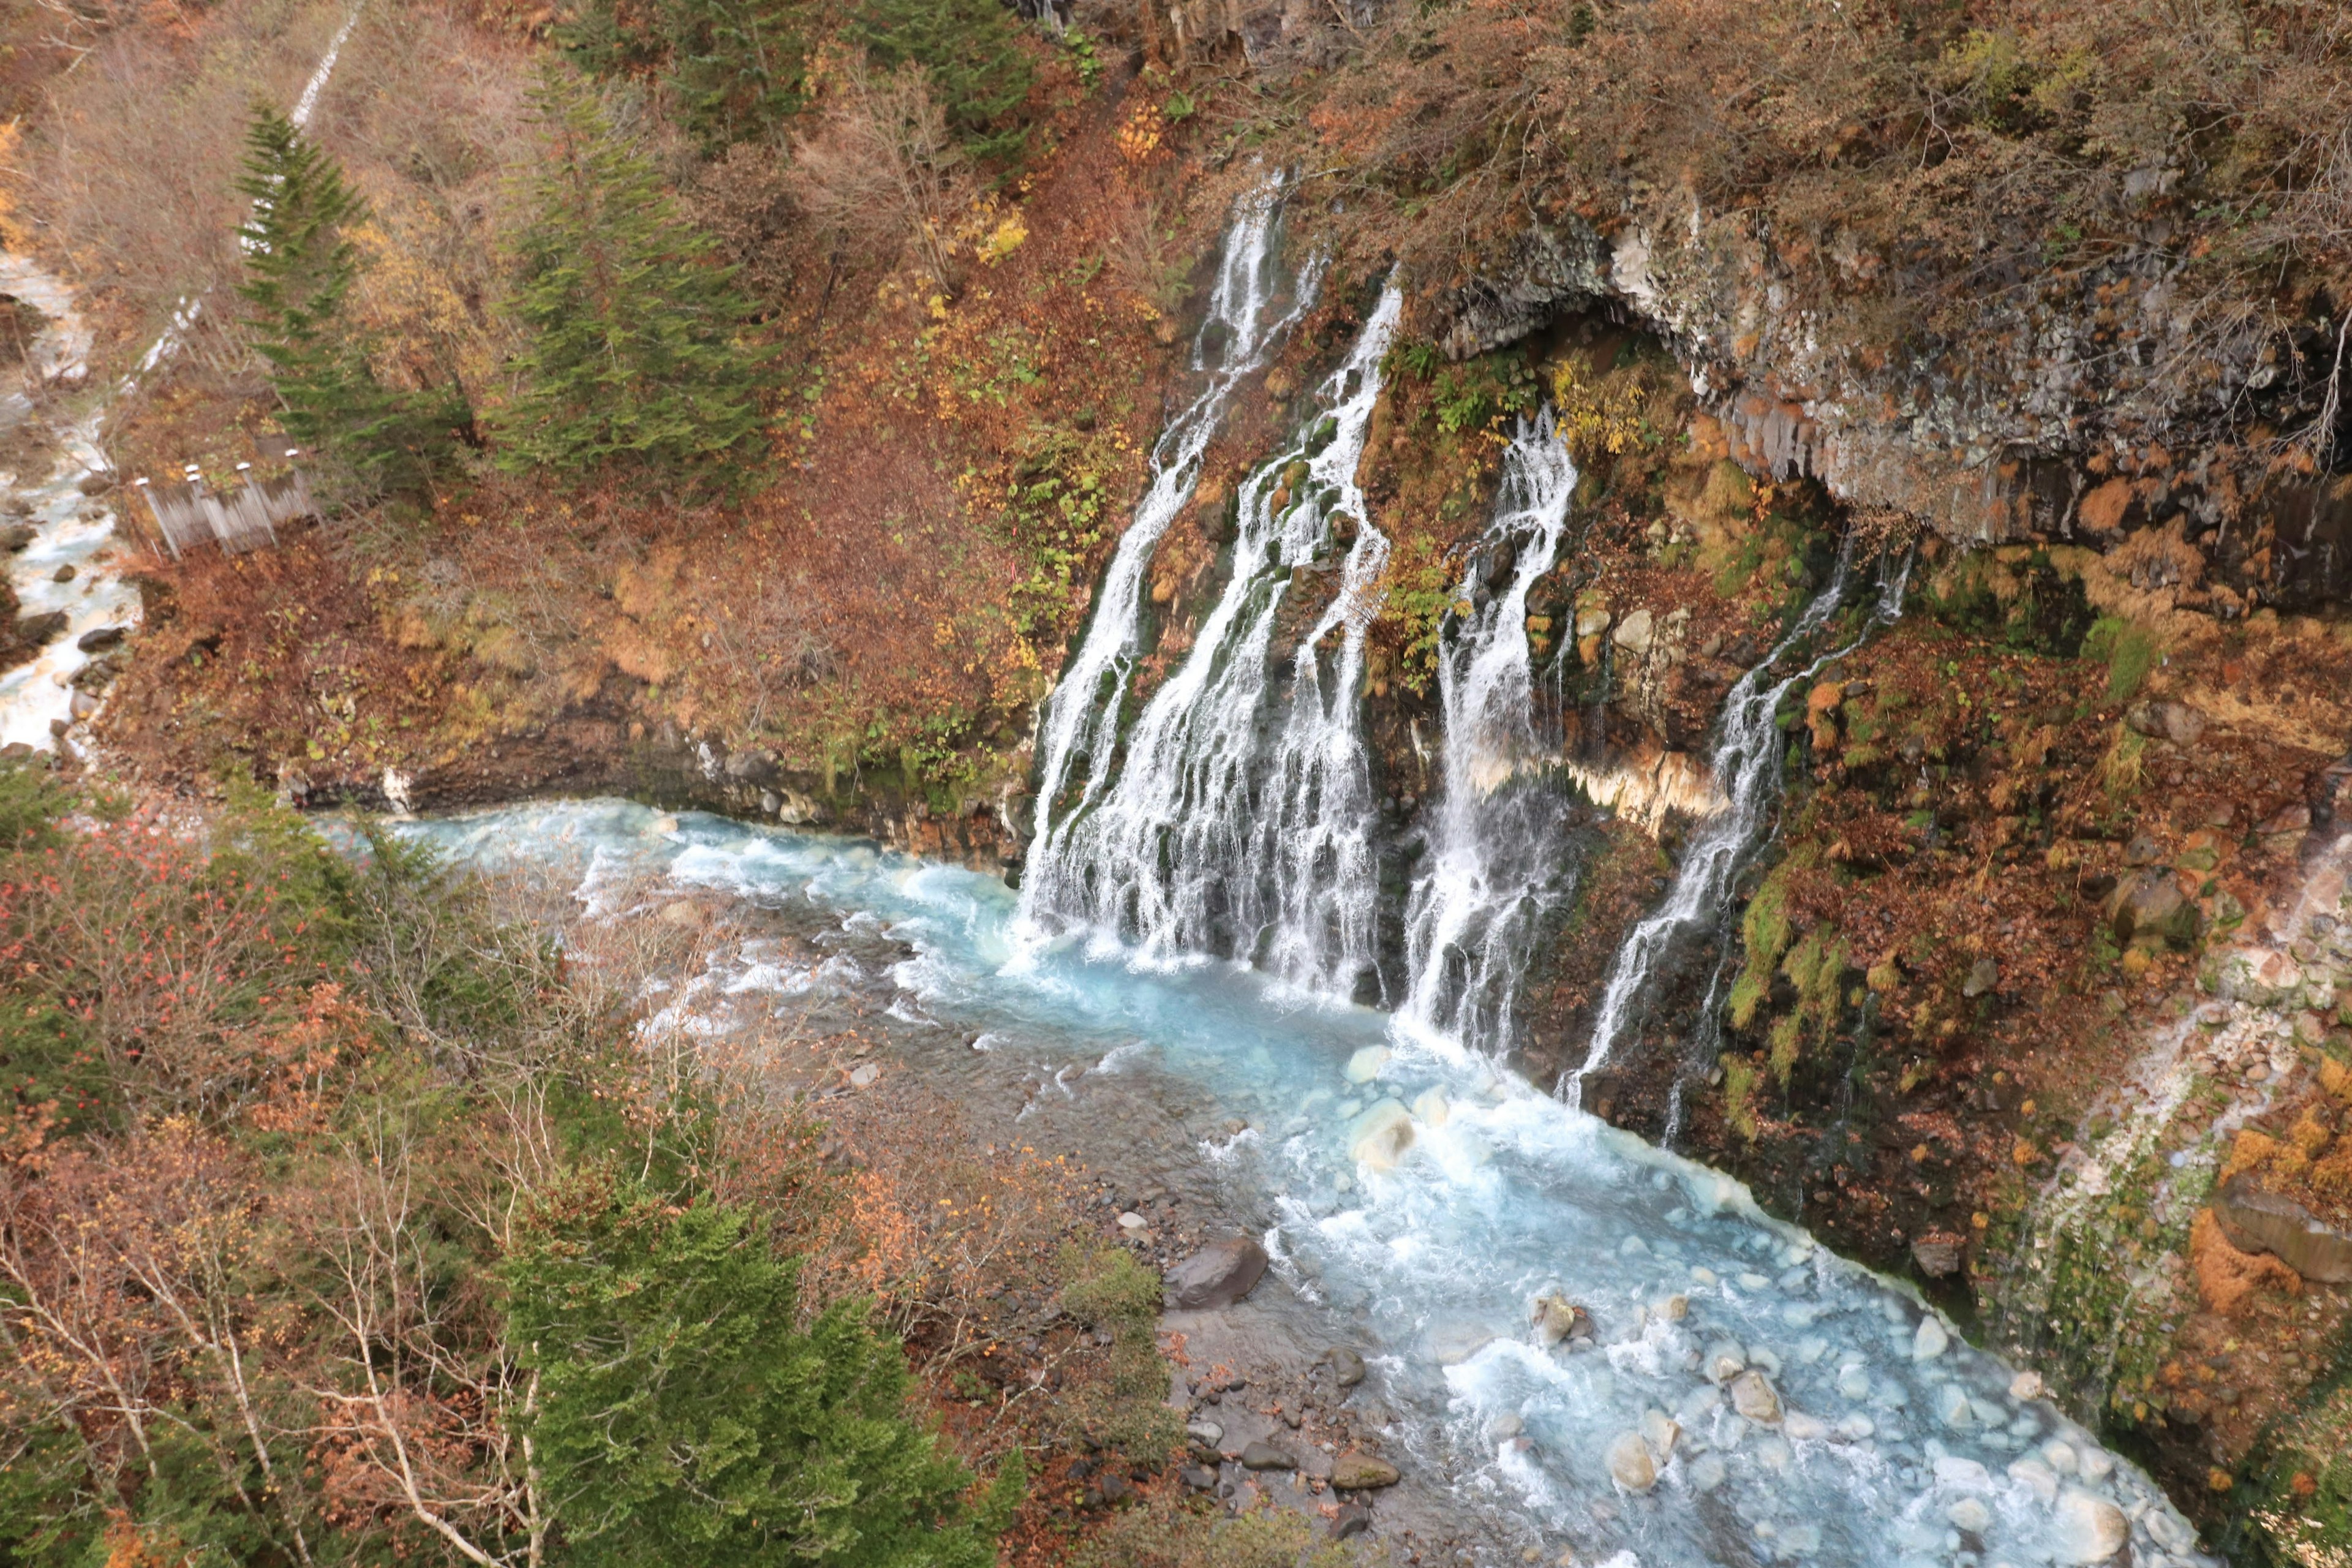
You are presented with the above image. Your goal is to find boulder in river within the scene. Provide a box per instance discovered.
[75,625,124,653]
[1239,1441,1294,1471]
[0,524,34,552]
[2052,1488,2129,1562]
[1348,1098,1414,1169]
[15,610,65,646]
[1331,1450,1399,1490]
[1529,1290,1593,1346]
[1164,1236,1268,1309]
[1728,1369,1782,1425]
[1322,1346,1366,1387]
[1605,1430,1656,1491]
[1329,1502,1373,1540]
[2212,1176,2352,1282]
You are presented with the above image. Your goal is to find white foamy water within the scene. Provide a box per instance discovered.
[1400,411,1579,1052]
[1026,178,1317,855]
[404,799,2217,1568]
[1567,551,1913,1106]
[1020,285,1400,999]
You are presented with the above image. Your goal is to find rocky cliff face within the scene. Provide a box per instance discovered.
[1422,203,2349,610]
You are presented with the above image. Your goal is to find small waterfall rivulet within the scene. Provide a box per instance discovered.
[1566,546,1914,1108]
[1398,412,1580,1053]
[1019,285,1400,999]
[1025,181,1315,863]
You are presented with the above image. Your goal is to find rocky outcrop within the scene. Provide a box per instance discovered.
[1422,206,2350,610]
[2212,1176,2352,1283]
[1430,219,1610,361]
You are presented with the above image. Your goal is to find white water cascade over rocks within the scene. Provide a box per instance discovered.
[1019,285,1400,1000]
[1025,180,1315,867]
[390,214,2210,1565]
[1566,548,1915,1109]
[402,801,2221,1568]
[1398,411,1580,1054]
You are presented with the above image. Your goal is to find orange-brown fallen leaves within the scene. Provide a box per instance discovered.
[2188,1207,2302,1317]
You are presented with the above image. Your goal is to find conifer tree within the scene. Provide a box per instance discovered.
[560,0,813,155]
[498,67,769,485]
[236,107,466,494]
[848,0,1035,164]
[665,0,811,153]
[506,1180,1020,1567]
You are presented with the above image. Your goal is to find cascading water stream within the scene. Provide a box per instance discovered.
[404,799,2222,1568]
[1020,286,1400,1000]
[0,11,366,748]
[1566,548,1913,1107]
[1398,412,1579,1053]
[1025,180,1315,850]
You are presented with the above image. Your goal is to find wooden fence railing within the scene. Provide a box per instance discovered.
[133,463,317,560]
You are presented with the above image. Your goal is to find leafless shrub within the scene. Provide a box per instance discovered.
[306,1,535,404]
[787,55,975,290]
[707,574,838,731]
[687,140,801,310]
[26,0,342,360]
[1107,189,1194,322]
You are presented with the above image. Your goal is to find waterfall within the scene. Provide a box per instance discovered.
[1026,181,1314,852]
[1398,411,1579,1053]
[1566,546,1913,1107]
[1020,286,1400,1000]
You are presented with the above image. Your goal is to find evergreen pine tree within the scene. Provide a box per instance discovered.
[848,0,1035,164]
[506,1179,1020,1567]
[498,67,769,484]
[236,106,466,495]
[560,0,813,155]
[661,0,813,153]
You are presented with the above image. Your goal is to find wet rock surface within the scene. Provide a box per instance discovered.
[1164,1236,1269,1310]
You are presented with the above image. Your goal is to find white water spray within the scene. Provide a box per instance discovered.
[1566,548,1912,1106]
[1020,287,1399,1000]
[1025,181,1315,847]
[1399,411,1579,1052]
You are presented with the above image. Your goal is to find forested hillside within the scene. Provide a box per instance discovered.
[0,0,2348,1562]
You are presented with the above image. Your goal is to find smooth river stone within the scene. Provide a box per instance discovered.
[1605,1430,1657,1491]
[1729,1370,1783,1425]
[1348,1099,1414,1169]
[2053,1488,2130,1562]
[1913,1316,1951,1360]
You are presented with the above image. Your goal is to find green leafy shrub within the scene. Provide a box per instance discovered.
[2080,616,2159,703]
[1057,1245,1180,1462]
[1075,1494,1374,1567]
